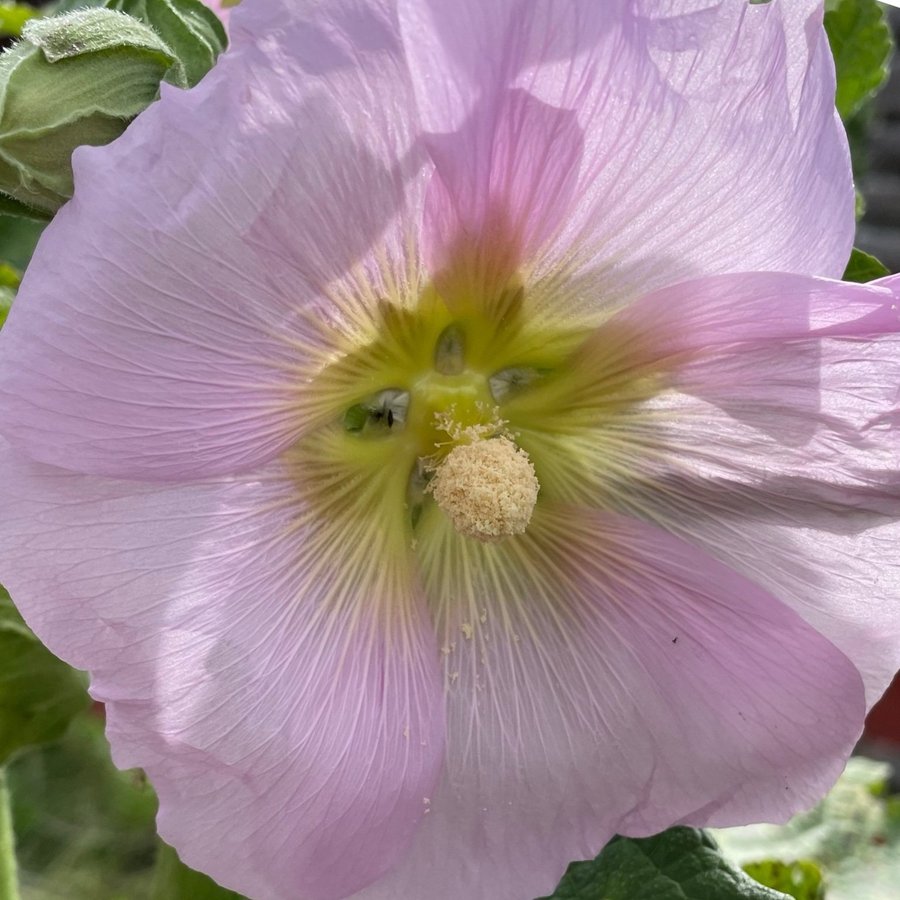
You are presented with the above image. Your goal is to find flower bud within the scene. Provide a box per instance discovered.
[0,9,181,213]
[110,0,228,87]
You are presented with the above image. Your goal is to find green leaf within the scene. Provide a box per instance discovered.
[714,758,891,870]
[49,0,107,12]
[544,827,791,900]
[742,861,825,900]
[25,8,179,66]
[0,261,20,328]
[106,0,227,87]
[151,841,246,900]
[7,711,158,896]
[715,758,900,900]
[0,263,20,289]
[0,214,46,269]
[843,247,890,282]
[0,193,52,223]
[0,586,90,765]
[0,11,182,212]
[0,2,40,38]
[824,0,893,120]
[0,285,13,328]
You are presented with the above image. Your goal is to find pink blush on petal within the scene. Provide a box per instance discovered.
[422,88,584,313]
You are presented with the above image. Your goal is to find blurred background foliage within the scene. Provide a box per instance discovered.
[0,1,897,899]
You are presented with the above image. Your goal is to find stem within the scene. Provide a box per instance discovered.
[0,768,19,900]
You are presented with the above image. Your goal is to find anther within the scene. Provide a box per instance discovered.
[428,436,539,542]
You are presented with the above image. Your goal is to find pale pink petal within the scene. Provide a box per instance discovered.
[0,0,424,481]
[422,88,583,312]
[0,438,443,900]
[401,0,852,315]
[353,507,864,900]
[596,272,900,704]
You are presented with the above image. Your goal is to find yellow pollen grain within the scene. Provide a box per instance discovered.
[428,436,539,542]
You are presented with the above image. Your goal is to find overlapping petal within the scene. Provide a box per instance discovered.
[0,0,425,481]
[352,507,864,900]
[402,0,853,316]
[570,272,900,704]
[0,438,444,900]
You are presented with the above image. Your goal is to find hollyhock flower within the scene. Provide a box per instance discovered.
[0,1,898,898]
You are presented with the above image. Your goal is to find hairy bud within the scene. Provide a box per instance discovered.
[0,9,182,213]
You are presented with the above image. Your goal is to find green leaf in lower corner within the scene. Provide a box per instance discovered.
[824,0,893,120]
[0,586,89,765]
[714,758,900,900]
[843,247,890,283]
[151,841,246,900]
[543,827,791,900]
[742,860,825,900]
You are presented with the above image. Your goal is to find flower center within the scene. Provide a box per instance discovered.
[317,287,642,549]
[427,436,539,542]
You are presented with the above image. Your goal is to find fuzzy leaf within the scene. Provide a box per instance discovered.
[0,193,52,221]
[824,0,893,119]
[544,828,791,900]
[24,7,177,64]
[0,11,181,211]
[107,0,226,87]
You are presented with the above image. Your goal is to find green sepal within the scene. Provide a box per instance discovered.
[843,247,890,283]
[824,0,892,120]
[106,0,227,87]
[151,841,246,899]
[544,827,791,900]
[0,586,90,766]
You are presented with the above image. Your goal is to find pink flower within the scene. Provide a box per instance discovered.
[0,1,897,899]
